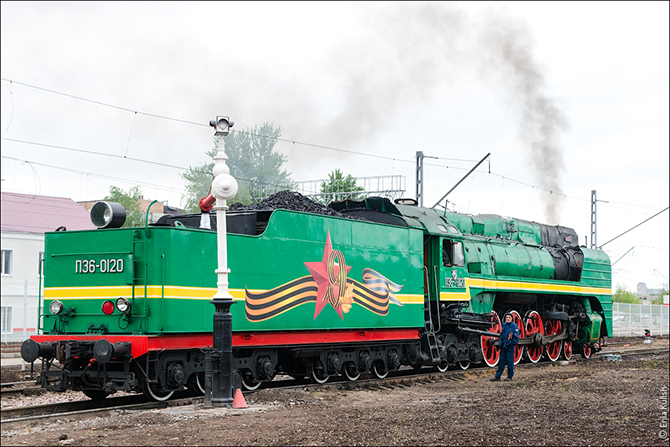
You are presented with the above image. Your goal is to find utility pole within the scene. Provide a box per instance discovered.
[416,151,424,207]
[590,191,609,249]
[590,190,597,249]
[415,151,438,207]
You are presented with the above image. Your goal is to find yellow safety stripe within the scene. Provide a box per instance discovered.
[439,277,610,301]
[44,286,424,304]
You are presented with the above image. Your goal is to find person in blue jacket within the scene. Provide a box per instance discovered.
[490,312,520,381]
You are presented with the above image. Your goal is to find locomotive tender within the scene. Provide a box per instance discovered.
[21,194,612,401]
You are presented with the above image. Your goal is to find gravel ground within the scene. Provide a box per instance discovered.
[1,342,668,446]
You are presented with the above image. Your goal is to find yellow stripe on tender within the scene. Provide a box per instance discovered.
[394,294,424,304]
[45,286,245,301]
[44,286,424,304]
[439,277,611,302]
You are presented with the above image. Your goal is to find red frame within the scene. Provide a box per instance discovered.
[33,328,420,359]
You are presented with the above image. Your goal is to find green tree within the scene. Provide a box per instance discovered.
[612,285,641,304]
[319,169,364,203]
[181,123,293,212]
[104,185,143,228]
[650,289,668,305]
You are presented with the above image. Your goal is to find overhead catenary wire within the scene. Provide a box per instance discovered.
[3,137,188,171]
[612,246,635,266]
[599,207,669,249]
[1,154,295,192]
[0,77,413,164]
[0,137,473,190]
[2,155,185,193]
[0,78,208,128]
[2,136,661,212]
[1,77,667,212]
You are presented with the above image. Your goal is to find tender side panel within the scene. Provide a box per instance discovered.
[44,211,425,335]
[227,210,426,332]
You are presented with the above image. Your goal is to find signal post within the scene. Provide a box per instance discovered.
[206,116,238,407]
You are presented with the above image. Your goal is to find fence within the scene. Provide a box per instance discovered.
[611,303,669,337]
[250,175,407,204]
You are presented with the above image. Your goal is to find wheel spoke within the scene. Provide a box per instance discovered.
[481,311,501,367]
[524,310,544,364]
[509,310,525,365]
[544,319,562,362]
[561,341,573,361]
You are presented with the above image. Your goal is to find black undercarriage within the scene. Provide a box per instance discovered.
[25,293,602,401]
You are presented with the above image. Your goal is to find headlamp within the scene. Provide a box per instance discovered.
[49,300,64,315]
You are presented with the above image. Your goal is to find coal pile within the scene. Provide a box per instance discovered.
[229,190,364,220]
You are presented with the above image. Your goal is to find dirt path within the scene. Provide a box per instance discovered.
[2,351,668,446]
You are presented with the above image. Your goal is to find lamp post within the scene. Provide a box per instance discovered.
[208,116,238,407]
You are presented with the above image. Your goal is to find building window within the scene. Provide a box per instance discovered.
[1,307,12,334]
[1,249,12,275]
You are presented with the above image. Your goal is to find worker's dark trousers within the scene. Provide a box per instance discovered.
[495,346,515,379]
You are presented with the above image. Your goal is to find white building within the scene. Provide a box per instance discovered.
[1,192,95,343]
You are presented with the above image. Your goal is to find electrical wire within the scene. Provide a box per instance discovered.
[1,77,667,212]
[0,78,207,128]
[5,80,14,133]
[0,77,414,164]
[1,154,295,191]
[2,155,184,193]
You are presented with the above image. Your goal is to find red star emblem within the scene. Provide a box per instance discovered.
[304,232,351,320]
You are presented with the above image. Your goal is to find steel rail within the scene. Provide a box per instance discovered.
[2,347,666,428]
[1,385,43,396]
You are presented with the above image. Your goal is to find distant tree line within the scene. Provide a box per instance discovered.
[613,284,667,305]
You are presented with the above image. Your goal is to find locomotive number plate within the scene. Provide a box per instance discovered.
[445,278,465,288]
[75,258,124,274]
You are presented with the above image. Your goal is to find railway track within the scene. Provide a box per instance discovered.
[1,380,43,396]
[2,346,666,429]
[0,367,489,429]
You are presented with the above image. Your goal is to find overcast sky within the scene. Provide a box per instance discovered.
[1,2,668,292]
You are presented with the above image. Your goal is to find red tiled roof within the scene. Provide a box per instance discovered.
[1,192,96,234]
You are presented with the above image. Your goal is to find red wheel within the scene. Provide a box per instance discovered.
[563,341,573,360]
[481,311,501,367]
[580,343,592,359]
[544,320,562,362]
[524,310,544,364]
[508,310,525,365]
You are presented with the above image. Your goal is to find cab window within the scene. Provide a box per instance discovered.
[443,240,465,267]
